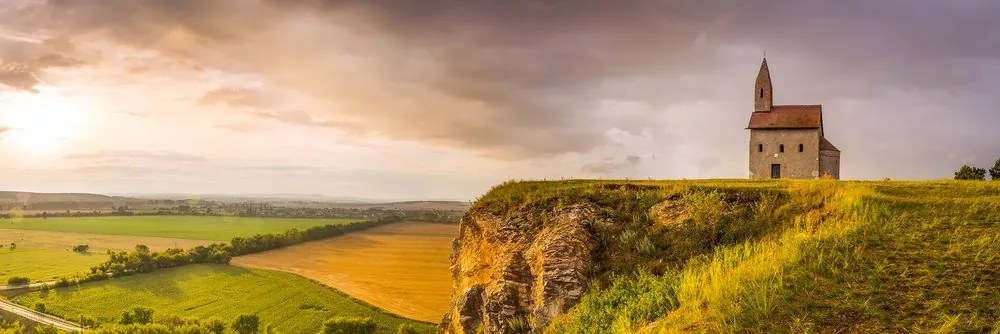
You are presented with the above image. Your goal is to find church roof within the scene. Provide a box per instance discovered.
[747,105,822,129]
[820,137,840,152]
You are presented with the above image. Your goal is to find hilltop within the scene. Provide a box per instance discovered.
[440,179,999,333]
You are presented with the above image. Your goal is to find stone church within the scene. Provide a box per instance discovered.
[747,58,840,179]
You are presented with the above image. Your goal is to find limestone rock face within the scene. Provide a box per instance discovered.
[439,205,597,334]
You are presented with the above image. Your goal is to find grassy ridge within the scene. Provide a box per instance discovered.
[3,216,361,241]
[0,249,108,283]
[470,179,998,333]
[14,264,436,334]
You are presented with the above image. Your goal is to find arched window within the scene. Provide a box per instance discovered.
[758,144,763,152]
[779,144,785,153]
[759,88,764,98]
[798,144,804,152]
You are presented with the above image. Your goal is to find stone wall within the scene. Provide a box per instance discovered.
[749,129,820,179]
[819,150,841,179]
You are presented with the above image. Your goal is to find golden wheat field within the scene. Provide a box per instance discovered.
[231,222,459,322]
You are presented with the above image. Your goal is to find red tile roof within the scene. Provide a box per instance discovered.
[747,105,822,129]
[820,137,840,152]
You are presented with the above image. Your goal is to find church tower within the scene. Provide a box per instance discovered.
[754,58,772,112]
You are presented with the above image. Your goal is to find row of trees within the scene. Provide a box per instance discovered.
[87,308,278,334]
[954,158,1000,180]
[49,216,400,287]
[229,214,405,256]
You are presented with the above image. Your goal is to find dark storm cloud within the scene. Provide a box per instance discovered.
[6,1,1000,164]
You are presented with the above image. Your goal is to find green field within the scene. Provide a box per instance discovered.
[0,249,108,283]
[3,216,361,241]
[14,264,436,333]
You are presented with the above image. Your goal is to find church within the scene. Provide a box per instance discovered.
[747,58,840,179]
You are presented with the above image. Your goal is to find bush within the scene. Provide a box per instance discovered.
[990,158,1000,180]
[954,165,986,180]
[205,317,227,334]
[120,307,154,325]
[396,324,419,334]
[321,316,376,334]
[33,302,46,313]
[231,314,261,334]
[6,276,30,285]
[72,244,90,253]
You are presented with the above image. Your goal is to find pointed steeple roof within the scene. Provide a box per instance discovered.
[756,58,770,83]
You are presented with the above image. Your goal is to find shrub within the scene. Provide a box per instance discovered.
[6,276,30,285]
[72,244,90,253]
[120,307,154,325]
[954,165,986,180]
[205,317,227,334]
[395,323,419,334]
[990,158,1000,180]
[33,302,46,313]
[321,316,376,334]
[231,314,261,334]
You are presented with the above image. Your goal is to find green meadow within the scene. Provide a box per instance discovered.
[14,264,436,334]
[0,249,108,283]
[3,216,361,241]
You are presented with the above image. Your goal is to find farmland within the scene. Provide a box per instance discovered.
[13,264,436,333]
[232,222,459,322]
[2,216,361,241]
[0,249,107,283]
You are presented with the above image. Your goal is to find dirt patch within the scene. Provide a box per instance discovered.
[231,222,459,322]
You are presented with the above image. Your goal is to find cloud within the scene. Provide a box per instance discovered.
[198,86,273,108]
[582,155,642,174]
[0,62,41,93]
[65,150,206,164]
[2,0,999,169]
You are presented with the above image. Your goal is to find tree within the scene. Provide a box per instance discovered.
[120,307,154,325]
[321,317,376,334]
[232,314,261,334]
[33,303,45,313]
[990,158,1000,180]
[954,165,986,180]
[8,243,14,250]
[205,317,227,334]
[6,276,30,285]
[72,244,90,253]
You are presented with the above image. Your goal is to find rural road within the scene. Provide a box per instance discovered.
[0,298,85,332]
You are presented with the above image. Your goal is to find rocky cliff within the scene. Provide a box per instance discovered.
[439,204,599,334]
[436,180,773,333]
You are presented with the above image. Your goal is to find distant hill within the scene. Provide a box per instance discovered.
[0,191,469,212]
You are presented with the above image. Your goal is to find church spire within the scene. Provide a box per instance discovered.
[754,58,772,112]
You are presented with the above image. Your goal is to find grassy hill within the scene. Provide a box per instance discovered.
[443,179,999,333]
[14,264,436,333]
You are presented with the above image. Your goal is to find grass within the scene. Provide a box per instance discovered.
[465,179,998,333]
[13,264,436,334]
[3,216,361,241]
[0,249,108,283]
[232,222,458,322]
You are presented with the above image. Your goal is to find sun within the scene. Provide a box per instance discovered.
[2,94,81,153]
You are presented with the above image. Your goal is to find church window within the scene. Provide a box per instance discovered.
[798,144,803,152]
[779,144,785,153]
[759,88,764,98]
[758,144,763,152]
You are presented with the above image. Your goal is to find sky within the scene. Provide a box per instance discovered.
[0,0,998,200]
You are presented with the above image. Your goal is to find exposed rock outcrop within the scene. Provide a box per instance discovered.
[440,204,598,334]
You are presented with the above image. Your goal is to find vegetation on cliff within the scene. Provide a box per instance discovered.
[449,179,999,333]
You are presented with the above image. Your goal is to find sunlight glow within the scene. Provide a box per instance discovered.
[2,94,82,153]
